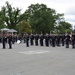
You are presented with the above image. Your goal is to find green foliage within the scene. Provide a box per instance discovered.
[16,20,32,34]
[65,29,71,34]
[0,1,73,34]
[24,3,64,34]
[55,21,72,33]
[0,1,21,29]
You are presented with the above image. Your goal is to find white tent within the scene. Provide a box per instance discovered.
[0,28,10,31]
[7,29,17,33]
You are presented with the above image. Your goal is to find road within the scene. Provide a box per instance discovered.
[0,43,75,75]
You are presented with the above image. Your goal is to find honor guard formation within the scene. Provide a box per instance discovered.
[0,32,75,49]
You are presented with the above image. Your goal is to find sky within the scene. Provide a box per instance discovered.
[0,0,75,29]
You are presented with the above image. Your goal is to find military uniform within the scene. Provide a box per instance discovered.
[61,34,65,46]
[45,33,49,47]
[25,33,29,47]
[71,34,75,48]
[34,34,39,46]
[30,33,34,45]
[56,34,61,46]
[2,35,7,49]
[7,34,12,49]
[51,34,56,47]
[65,34,70,48]
[39,34,44,46]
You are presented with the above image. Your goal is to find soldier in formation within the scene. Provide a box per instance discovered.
[34,33,39,46]
[1,32,75,49]
[30,33,34,45]
[23,32,75,49]
[71,33,75,48]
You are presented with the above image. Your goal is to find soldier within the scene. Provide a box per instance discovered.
[61,33,65,46]
[25,33,29,47]
[39,33,44,46]
[71,33,75,48]
[45,33,49,47]
[23,33,26,43]
[30,33,34,45]
[56,33,61,46]
[51,34,56,47]
[7,34,12,49]
[49,34,52,46]
[12,34,15,44]
[2,33,7,49]
[34,33,39,46]
[65,34,70,48]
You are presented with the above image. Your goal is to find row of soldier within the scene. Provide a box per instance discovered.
[0,33,75,49]
[23,33,75,48]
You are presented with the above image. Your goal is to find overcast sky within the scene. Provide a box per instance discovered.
[0,0,75,28]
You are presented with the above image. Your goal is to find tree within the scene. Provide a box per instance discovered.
[16,20,32,34]
[0,1,22,29]
[0,13,5,29]
[0,7,6,29]
[23,3,64,34]
[55,21,72,33]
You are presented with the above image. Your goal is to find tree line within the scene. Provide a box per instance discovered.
[0,1,73,34]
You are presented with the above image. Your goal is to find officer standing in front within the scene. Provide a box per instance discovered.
[2,34,7,49]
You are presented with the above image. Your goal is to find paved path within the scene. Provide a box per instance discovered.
[0,43,75,75]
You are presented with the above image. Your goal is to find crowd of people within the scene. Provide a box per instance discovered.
[0,32,75,49]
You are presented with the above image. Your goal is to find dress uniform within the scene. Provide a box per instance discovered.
[45,33,49,47]
[56,34,61,46]
[51,34,56,47]
[65,34,70,48]
[25,33,29,47]
[71,34,75,48]
[61,34,65,46]
[34,33,39,46]
[7,34,12,49]
[30,33,34,45]
[2,35,7,49]
[39,33,44,46]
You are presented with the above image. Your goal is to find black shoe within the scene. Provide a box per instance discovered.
[2,48,6,49]
[9,48,12,49]
[72,47,75,49]
[66,47,69,48]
